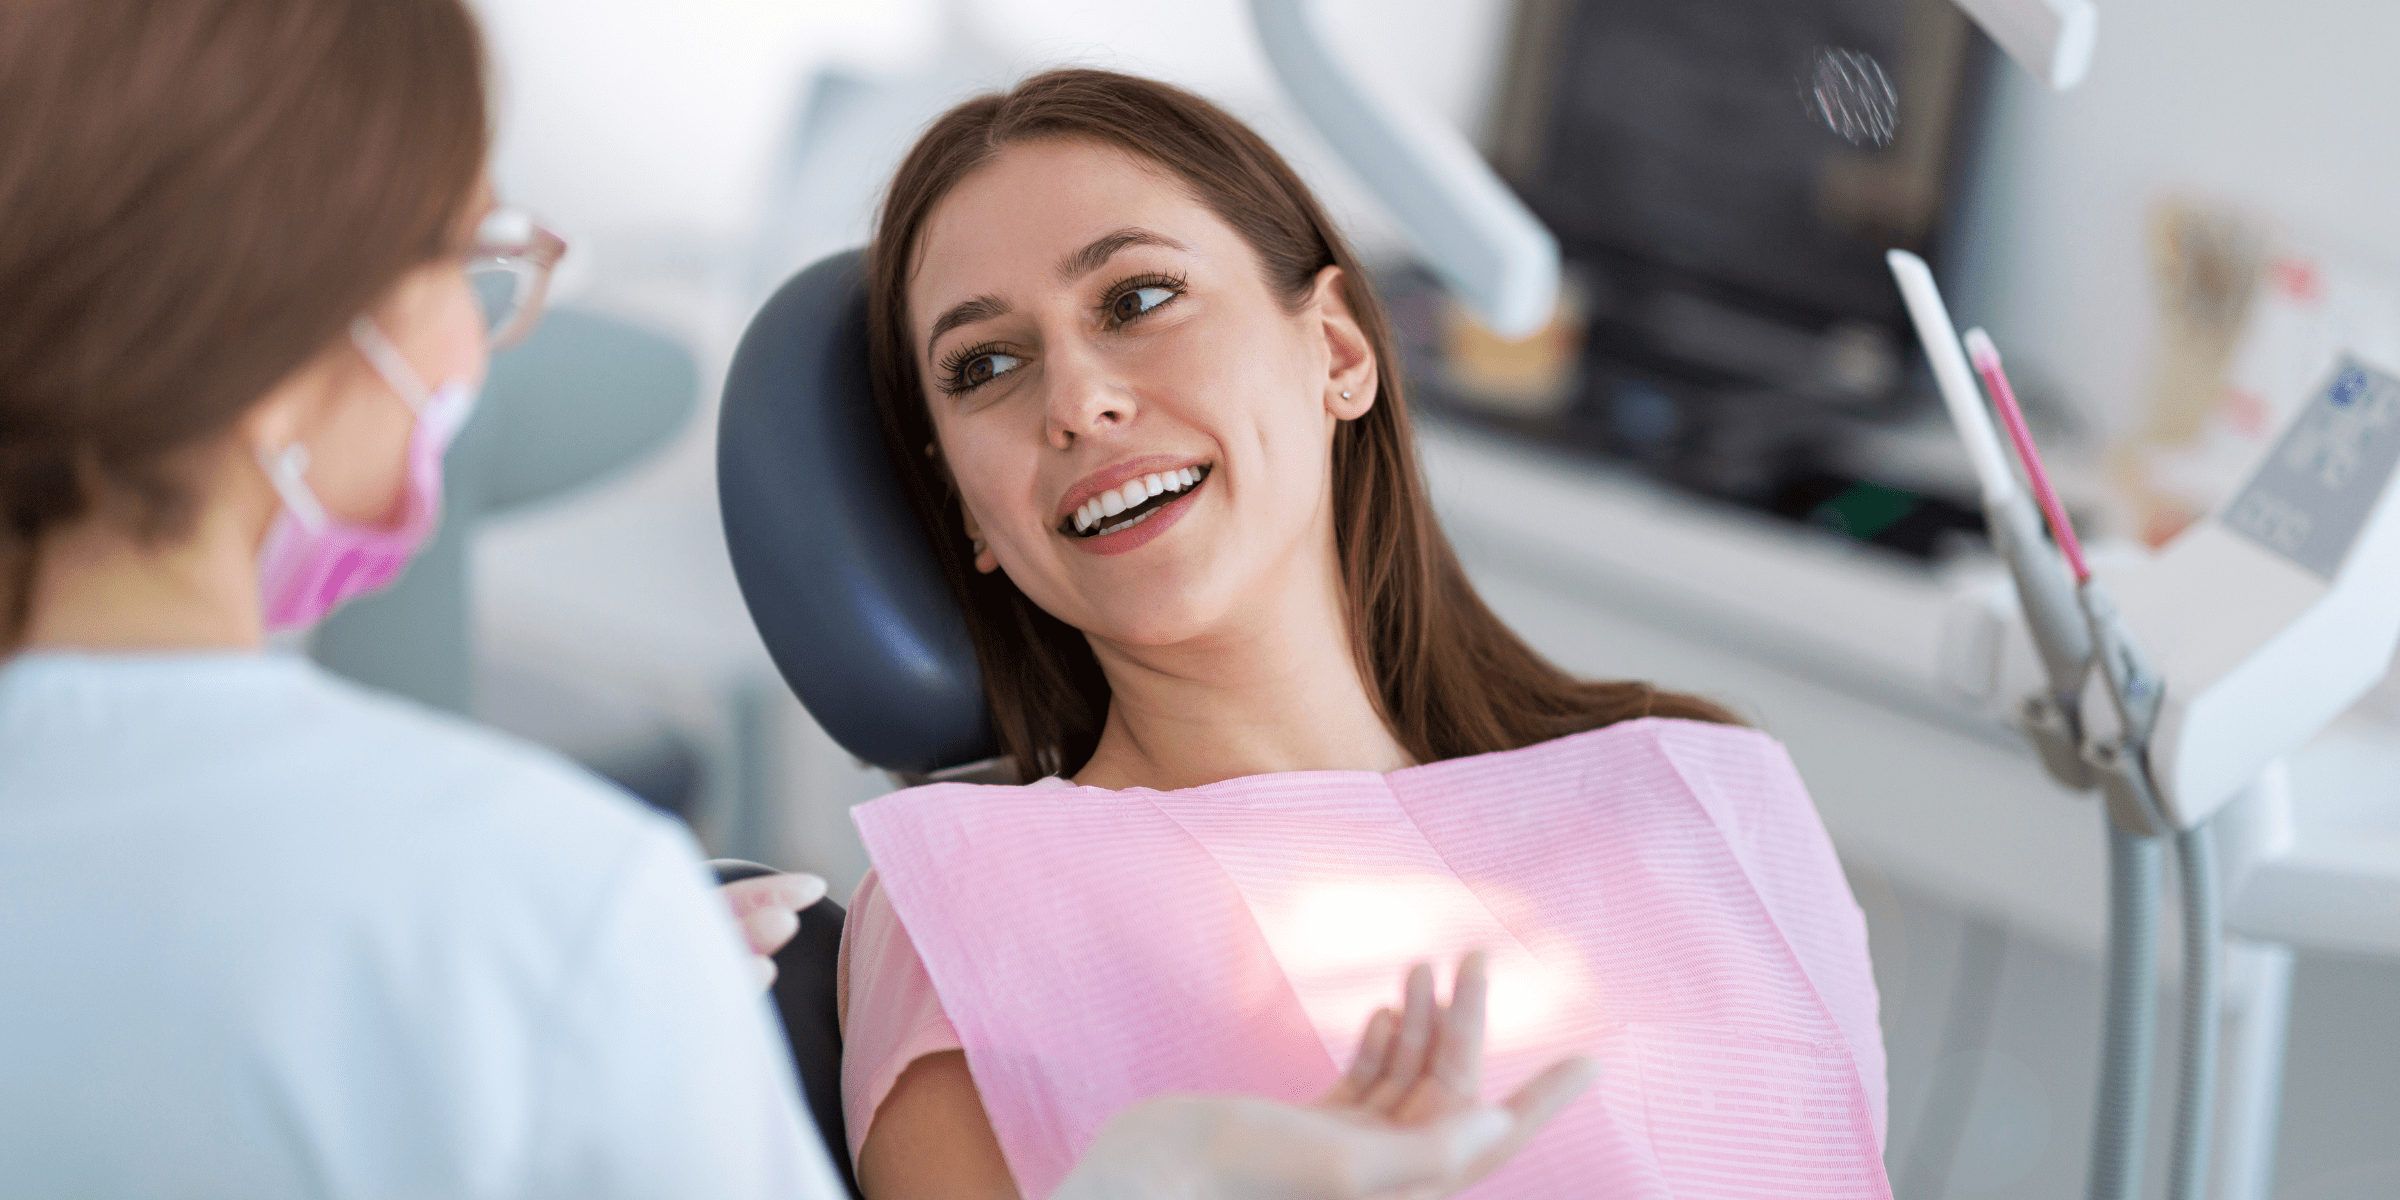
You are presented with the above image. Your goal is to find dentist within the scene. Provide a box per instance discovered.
[0,1,1587,1197]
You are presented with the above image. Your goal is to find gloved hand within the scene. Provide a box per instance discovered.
[717,870,828,991]
[1050,953,1599,1200]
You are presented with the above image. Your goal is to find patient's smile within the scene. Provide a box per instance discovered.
[1060,463,1212,539]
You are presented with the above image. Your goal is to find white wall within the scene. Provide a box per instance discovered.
[469,0,936,239]
[471,0,1516,275]
[1947,0,2400,442]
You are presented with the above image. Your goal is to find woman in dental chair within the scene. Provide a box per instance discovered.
[842,69,1892,1200]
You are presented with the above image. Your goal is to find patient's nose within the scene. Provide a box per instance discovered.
[1043,343,1137,448]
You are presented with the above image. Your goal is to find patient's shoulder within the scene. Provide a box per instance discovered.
[836,870,965,1163]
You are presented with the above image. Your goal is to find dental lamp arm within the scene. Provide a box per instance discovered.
[1247,0,1559,338]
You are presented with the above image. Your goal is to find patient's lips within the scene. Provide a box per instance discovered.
[1067,465,1208,537]
[1056,457,1213,544]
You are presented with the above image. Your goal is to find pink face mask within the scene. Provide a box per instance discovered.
[255,318,479,633]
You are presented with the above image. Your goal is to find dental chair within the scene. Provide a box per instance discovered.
[719,250,993,776]
[716,249,998,1195]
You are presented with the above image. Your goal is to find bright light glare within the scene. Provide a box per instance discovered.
[1256,873,1591,1058]
[1287,877,1448,966]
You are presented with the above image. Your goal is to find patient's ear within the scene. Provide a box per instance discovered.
[1311,265,1377,421]
[960,505,998,574]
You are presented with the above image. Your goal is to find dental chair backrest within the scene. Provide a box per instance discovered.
[718,250,998,776]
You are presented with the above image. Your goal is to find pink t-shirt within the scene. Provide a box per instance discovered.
[838,722,1887,1196]
[834,868,957,1162]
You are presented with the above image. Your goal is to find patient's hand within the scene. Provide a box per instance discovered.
[1310,952,1599,1192]
[1052,954,1599,1200]
[718,872,827,991]
[1320,953,1486,1123]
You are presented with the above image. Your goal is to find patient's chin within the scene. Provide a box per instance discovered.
[1080,596,1231,650]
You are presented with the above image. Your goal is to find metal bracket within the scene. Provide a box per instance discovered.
[2021,692,2094,791]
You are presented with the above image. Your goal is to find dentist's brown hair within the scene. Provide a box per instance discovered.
[868,69,1735,780]
[0,0,489,643]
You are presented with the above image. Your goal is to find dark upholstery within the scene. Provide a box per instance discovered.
[717,250,996,774]
[709,860,860,1197]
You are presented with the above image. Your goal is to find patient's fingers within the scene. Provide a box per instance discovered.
[1387,951,1490,1125]
[1429,950,1488,1098]
[1359,961,1438,1115]
[1346,1007,1400,1098]
[1504,1056,1599,1128]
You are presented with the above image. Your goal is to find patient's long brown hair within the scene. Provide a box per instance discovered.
[869,69,1735,781]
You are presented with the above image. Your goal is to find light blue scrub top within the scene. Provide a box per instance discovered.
[0,651,846,1198]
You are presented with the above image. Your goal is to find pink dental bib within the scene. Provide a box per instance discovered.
[851,718,1890,1198]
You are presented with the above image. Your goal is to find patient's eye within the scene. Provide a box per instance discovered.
[939,345,1022,394]
[1100,274,1185,328]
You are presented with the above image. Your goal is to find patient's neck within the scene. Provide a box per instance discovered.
[1072,537,1409,792]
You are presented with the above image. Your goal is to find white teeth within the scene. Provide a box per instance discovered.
[1101,507,1161,536]
[1069,467,1212,538]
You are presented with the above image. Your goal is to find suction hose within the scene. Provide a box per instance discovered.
[2169,821,2223,1200]
[2087,818,2163,1200]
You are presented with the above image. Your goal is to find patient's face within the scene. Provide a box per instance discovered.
[910,138,1372,648]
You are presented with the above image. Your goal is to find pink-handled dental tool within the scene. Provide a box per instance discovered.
[1965,328,2091,583]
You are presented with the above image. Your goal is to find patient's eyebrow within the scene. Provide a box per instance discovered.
[1056,227,1188,283]
[926,293,1010,353]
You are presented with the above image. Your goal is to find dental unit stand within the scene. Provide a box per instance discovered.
[1892,252,2400,1200]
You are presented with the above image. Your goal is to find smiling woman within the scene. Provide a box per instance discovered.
[839,69,1891,1200]
[867,71,1736,786]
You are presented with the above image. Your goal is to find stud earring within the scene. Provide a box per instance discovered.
[970,537,987,557]
[1341,389,1353,399]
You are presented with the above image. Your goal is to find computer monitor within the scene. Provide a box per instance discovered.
[1402,0,1997,559]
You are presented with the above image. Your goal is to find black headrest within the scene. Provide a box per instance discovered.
[718,250,996,774]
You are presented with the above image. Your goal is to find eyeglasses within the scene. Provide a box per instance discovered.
[466,207,567,351]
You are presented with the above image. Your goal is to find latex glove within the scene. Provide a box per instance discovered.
[718,871,827,991]
[1051,953,1599,1200]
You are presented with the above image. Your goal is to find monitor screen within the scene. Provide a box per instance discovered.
[1489,0,1988,385]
